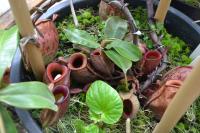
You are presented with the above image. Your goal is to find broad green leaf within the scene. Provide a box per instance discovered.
[86,80,123,124]
[104,50,132,73]
[65,29,100,49]
[84,124,100,133]
[106,39,142,61]
[103,16,128,39]
[0,26,19,81]
[0,104,17,133]
[89,110,101,122]
[73,119,86,133]
[0,82,57,111]
[73,119,101,133]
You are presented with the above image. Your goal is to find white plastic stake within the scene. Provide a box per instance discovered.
[70,0,79,27]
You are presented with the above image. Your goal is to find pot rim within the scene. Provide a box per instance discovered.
[10,0,200,132]
[68,52,88,70]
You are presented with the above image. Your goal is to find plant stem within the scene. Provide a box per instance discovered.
[139,0,169,91]
[124,72,129,92]
[100,39,114,48]
[146,0,154,22]
[146,0,160,45]
[141,51,168,91]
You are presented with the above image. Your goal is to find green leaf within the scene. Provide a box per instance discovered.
[103,16,128,39]
[0,104,17,133]
[0,26,19,81]
[86,80,123,124]
[73,120,100,133]
[104,50,132,73]
[84,124,100,133]
[89,110,101,122]
[0,82,57,111]
[73,119,86,133]
[106,39,142,62]
[65,29,100,49]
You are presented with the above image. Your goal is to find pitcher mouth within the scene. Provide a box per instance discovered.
[144,50,162,61]
[53,85,70,104]
[68,53,87,70]
[91,49,102,56]
[47,63,69,83]
[123,99,133,117]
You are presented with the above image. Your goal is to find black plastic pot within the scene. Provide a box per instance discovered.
[171,0,200,25]
[10,0,200,132]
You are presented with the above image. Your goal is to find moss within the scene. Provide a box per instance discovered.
[131,7,192,66]
[56,8,104,43]
[179,0,200,8]
[56,8,104,57]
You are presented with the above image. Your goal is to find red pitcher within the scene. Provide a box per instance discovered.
[43,62,70,90]
[68,53,97,84]
[140,50,162,75]
[90,49,114,77]
[40,85,70,126]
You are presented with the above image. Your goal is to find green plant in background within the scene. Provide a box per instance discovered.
[0,26,57,133]
[179,0,200,7]
[73,80,123,133]
[132,7,192,66]
[65,16,142,90]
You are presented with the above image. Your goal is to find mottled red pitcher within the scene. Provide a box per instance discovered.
[146,66,193,119]
[99,0,124,20]
[147,80,182,119]
[22,17,59,71]
[40,85,70,126]
[161,66,193,83]
[68,53,97,84]
[43,62,70,90]
[35,18,59,65]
